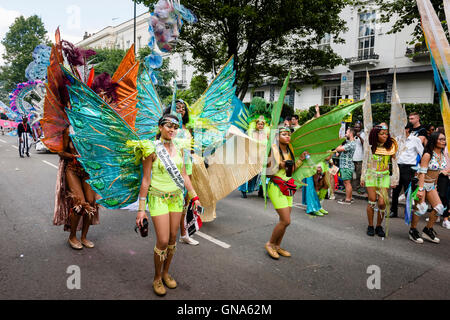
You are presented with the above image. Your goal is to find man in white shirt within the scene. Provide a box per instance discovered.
[390,122,424,218]
[352,121,365,194]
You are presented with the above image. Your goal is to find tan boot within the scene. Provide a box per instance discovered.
[163,274,177,289]
[265,243,279,259]
[153,279,166,296]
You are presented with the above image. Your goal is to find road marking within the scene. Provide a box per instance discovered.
[196,231,231,249]
[0,139,6,143]
[11,145,18,149]
[42,160,58,169]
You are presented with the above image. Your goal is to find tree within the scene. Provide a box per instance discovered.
[91,48,127,76]
[353,0,447,44]
[189,74,208,99]
[0,15,49,94]
[136,0,349,99]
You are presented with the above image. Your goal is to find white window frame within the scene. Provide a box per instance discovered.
[323,85,342,106]
[358,11,376,59]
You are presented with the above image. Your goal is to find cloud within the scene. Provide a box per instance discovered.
[0,7,22,65]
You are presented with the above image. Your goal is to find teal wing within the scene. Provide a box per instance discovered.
[229,96,250,132]
[135,64,165,140]
[291,100,364,183]
[62,66,142,209]
[188,56,237,153]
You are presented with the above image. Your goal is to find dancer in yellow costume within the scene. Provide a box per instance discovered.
[132,114,201,297]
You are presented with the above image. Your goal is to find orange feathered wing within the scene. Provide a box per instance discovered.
[41,29,70,153]
[111,44,140,129]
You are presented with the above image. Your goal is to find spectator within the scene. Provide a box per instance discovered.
[352,121,365,194]
[390,122,424,218]
[336,127,356,205]
[283,116,292,131]
[426,124,435,138]
[291,115,300,131]
[408,112,427,145]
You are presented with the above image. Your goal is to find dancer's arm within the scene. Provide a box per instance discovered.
[136,153,155,227]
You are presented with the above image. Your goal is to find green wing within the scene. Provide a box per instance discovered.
[291,100,364,183]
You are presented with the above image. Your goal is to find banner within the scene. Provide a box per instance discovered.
[0,120,19,128]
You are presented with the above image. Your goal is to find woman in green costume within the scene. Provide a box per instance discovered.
[361,124,398,238]
[133,114,201,297]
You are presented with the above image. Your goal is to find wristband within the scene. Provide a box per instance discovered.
[138,199,147,212]
[191,196,200,203]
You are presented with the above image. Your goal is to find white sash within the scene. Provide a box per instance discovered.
[155,141,185,191]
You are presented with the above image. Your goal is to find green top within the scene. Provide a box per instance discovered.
[127,139,185,193]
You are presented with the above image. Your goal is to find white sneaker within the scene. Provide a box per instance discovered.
[425,217,441,223]
[442,220,450,229]
[180,235,199,246]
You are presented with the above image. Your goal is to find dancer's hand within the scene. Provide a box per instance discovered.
[300,151,309,161]
[360,180,365,187]
[417,190,425,201]
[194,200,202,209]
[136,211,148,228]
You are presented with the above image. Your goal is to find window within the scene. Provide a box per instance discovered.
[318,33,331,51]
[370,82,386,103]
[323,85,341,106]
[358,11,376,59]
[253,91,265,99]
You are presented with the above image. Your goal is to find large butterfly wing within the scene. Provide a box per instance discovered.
[134,64,165,140]
[62,66,142,209]
[189,57,237,153]
[111,44,140,129]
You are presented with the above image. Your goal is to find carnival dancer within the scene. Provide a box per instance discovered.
[17,115,36,158]
[408,132,447,244]
[54,127,99,250]
[265,126,308,259]
[239,115,269,198]
[361,124,399,237]
[168,99,199,246]
[133,114,202,296]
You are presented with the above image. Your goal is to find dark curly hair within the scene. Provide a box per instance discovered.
[369,126,393,154]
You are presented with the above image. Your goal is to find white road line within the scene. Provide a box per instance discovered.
[11,145,18,149]
[0,139,7,143]
[196,231,231,249]
[42,160,58,169]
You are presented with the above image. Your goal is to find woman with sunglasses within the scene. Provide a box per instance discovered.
[361,124,398,237]
[409,132,447,244]
[265,127,308,259]
[134,114,201,296]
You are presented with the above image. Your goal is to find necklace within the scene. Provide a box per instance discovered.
[161,138,172,145]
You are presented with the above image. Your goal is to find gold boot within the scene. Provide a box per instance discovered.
[153,279,166,296]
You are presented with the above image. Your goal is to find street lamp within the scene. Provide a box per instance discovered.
[133,0,137,53]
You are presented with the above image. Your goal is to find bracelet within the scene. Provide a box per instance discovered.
[139,197,146,201]
[188,191,198,199]
[138,199,147,212]
[191,196,200,203]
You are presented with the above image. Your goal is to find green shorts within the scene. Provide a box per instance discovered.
[268,181,293,210]
[365,169,390,189]
[147,188,184,217]
[340,168,354,181]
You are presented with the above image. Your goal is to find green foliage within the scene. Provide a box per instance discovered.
[0,15,49,96]
[90,48,127,76]
[189,74,208,99]
[352,0,447,44]
[297,103,444,127]
[136,0,349,99]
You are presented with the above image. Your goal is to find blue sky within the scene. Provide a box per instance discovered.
[0,0,149,64]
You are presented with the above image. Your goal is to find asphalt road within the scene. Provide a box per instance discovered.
[1,134,450,300]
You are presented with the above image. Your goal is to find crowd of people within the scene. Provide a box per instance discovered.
[274,111,449,243]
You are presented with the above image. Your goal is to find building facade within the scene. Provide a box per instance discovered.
[243,6,434,110]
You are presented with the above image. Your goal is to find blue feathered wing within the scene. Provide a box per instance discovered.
[62,66,142,209]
